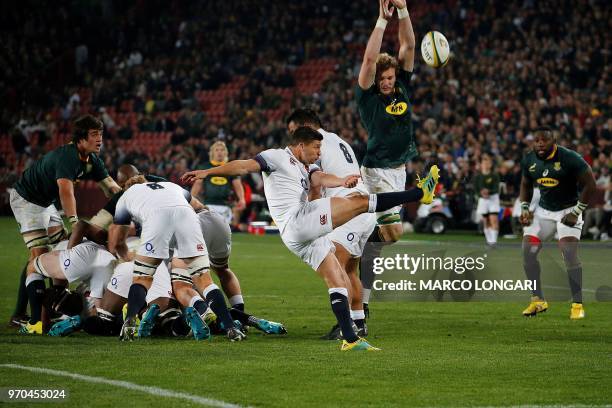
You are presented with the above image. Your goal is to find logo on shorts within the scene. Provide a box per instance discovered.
[63,259,71,270]
[111,277,118,289]
[347,233,355,242]
[320,214,327,225]
[145,242,155,254]
[197,243,204,251]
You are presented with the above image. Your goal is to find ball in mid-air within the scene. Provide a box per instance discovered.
[421,31,450,68]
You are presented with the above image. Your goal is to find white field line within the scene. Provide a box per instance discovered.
[0,364,248,408]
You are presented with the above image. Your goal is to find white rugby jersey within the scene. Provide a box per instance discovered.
[114,181,192,225]
[318,128,368,197]
[254,147,320,233]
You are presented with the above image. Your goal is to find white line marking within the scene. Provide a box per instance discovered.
[0,364,247,408]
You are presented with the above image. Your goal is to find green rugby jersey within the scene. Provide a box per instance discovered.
[473,172,500,196]
[14,143,108,207]
[521,145,589,211]
[198,161,236,206]
[356,69,417,168]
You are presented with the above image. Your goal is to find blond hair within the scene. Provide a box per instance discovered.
[375,53,399,81]
[209,141,229,163]
[124,175,147,190]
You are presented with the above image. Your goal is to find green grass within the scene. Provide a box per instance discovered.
[0,216,611,407]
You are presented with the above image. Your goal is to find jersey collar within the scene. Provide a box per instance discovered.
[210,160,226,166]
[545,144,558,161]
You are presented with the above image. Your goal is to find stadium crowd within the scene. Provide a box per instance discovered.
[1,0,610,237]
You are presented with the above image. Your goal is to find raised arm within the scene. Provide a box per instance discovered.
[358,0,394,89]
[181,160,261,185]
[391,0,415,72]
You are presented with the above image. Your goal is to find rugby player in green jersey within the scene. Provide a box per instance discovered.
[474,154,501,247]
[519,127,596,320]
[10,115,120,334]
[356,0,431,314]
[191,141,246,225]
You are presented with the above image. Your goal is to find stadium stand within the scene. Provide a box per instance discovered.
[0,0,609,236]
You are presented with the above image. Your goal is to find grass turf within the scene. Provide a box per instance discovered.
[0,216,610,407]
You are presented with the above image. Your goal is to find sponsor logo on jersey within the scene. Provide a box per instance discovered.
[529,163,536,172]
[210,176,228,186]
[543,169,549,177]
[385,101,408,116]
[554,162,561,171]
[197,243,204,251]
[289,158,297,166]
[320,214,327,225]
[536,177,559,187]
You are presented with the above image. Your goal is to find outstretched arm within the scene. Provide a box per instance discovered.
[181,160,261,185]
[391,0,415,72]
[310,171,360,189]
[358,0,394,89]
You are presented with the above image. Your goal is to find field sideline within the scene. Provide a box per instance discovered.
[0,216,610,407]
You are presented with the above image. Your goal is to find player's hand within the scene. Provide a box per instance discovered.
[236,199,246,211]
[379,0,394,20]
[561,212,578,227]
[181,170,208,185]
[480,188,489,198]
[390,0,407,10]
[519,211,533,226]
[343,174,361,188]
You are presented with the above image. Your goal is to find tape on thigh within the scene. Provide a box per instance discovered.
[24,233,49,249]
[133,259,158,276]
[187,256,210,276]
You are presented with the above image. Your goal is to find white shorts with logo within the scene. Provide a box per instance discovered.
[523,206,584,241]
[9,189,63,234]
[361,166,406,225]
[106,262,173,304]
[328,212,376,257]
[54,242,115,299]
[138,206,208,259]
[476,194,501,216]
[206,204,233,224]
[281,198,335,271]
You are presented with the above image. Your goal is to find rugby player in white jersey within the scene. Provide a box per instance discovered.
[286,108,374,339]
[182,126,439,351]
[108,177,244,341]
[20,239,116,335]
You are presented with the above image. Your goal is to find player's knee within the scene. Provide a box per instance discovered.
[133,259,158,277]
[186,256,210,277]
[522,236,541,263]
[380,224,402,242]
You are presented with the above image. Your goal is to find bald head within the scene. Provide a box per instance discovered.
[117,164,140,188]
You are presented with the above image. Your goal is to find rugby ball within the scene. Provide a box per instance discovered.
[421,31,450,68]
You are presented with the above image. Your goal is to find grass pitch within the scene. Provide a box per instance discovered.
[0,217,611,407]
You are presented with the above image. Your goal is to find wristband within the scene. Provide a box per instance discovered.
[376,18,388,30]
[570,201,587,216]
[68,215,79,225]
[397,7,409,19]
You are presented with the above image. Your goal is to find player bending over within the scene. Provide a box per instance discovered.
[519,126,596,319]
[107,178,244,341]
[182,127,439,351]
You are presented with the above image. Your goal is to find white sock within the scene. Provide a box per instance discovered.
[484,228,491,244]
[367,194,377,213]
[491,229,498,243]
[228,294,244,307]
[203,283,220,298]
[351,310,365,320]
[189,294,203,308]
[362,288,372,304]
